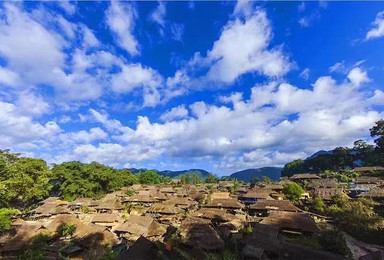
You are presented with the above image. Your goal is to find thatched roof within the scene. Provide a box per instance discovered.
[242,188,273,199]
[69,198,99,207]
[312,187,344,201]
[38,197,68,205]
[260,211,320,233]
[0,223,47,253]
[147,203,183,215]
[114,215,166,237]
[179,217,224,251]
[193,208,239,222]
[353,166,384,172]
[123,195,157,203]
[205,198,244,209]
[94,200,123,210]
[359,189,384,199]
[43,214,82,233]
[159,187,175,193]
[31,204,71,216]
[290,173,320,180]
[307,178,338,189]
[91,213,119,223]
[355,176,382,184]
[249,200,301,212]
[211,192,230,200]
[164,197,198,207]
[258,184,284,190]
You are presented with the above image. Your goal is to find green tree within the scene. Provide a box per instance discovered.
[262,176,271,183]
[282,183,305,203]
[310,198,325,213]
[58,223,76,237]
[1,156,52,208]
[370,119,384,162]
[206,173,218,183]
[250,177,260,185]
[0,208,20,232]
[282,159,307,177]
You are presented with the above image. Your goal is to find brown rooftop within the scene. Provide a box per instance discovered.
[249,200,301,212]
[204,198,244,209]
[312,187,344,201]
[91,213,119,223]
[290,173,321,180]
[260,211,320,233]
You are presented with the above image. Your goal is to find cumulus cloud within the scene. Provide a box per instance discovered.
[61,68,382,171]
[366,10,384,40]
[160,105,189,121]
[106,1,139,55]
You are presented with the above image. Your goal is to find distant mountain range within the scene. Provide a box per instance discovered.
[128,167,282,182]
[229,167,282,182]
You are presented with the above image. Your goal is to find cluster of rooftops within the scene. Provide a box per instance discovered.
[0,167,383,259]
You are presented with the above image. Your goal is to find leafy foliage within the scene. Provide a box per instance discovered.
[0,208,20,232]
[51,161,138,201]
[58,223,76,237]
[206,173,219,183]
[0,150,52,208]
[282,183,305,203]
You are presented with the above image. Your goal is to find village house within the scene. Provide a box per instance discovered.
[179,217,225,252]
[94,200,123,213]
[312,187,345,201]
[239,188,274,204]
[114,215,166,242]
[290,173,321,182]
[68,198,99,212]
[123,194,158,206]
[359,189,384,203]
[307,178,338,189]
[352,166,384,175]
[91,213,120,228]
[349,176,383,197]
[28,198,71,220]
[260,211,320,237]
[248,200,301,217]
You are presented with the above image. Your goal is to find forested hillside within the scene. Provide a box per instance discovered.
[282,120,384,177]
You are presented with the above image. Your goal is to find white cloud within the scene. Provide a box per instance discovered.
[160,105,189,121]
[299,68,310,80]
[203,10,290,82]
[366,10,384,40]
[0,66,20,87]
[0,101,61,148]
[62,68,381,170]
[329,60,346,73]
[16,91,50,117]
[58,0,76,15]
[70,127,108,143]
[150,1,166,27]
[106,1,139,55]
[347,67,369,87]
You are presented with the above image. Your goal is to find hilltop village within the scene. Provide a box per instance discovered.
[1,166,384,259]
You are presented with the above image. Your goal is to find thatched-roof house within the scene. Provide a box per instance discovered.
[240,188,274,203]
[30,203,71,219]
[179,217,224,252]
[164,197,199,209]
[307,178,338,189]
[193,208,239,223]
[94,200,123,213]
[354,176,382,185]
[123,195,157,205]
[69,198,99,211]
[352,166,384,173]
[249,200,301,216]
[359,189,384,202]
[312,187,344,201]
[146,203,184,215]
[290,173,320,181]
[260,211,320,235]
[114,215,166,241]
[204,198,244,210]
[211,192,230,200]
[91,213,120,227]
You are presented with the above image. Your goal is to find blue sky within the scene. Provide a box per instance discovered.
[0,1,383,175]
